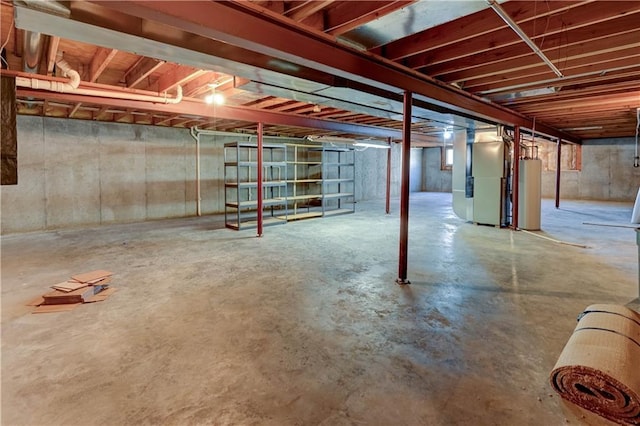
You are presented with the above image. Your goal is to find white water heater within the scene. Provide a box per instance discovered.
[518,159,542,230]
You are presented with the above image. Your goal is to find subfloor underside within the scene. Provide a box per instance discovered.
[1,193,638,426]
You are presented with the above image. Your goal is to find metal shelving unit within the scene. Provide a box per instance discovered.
[284,143,355,221]
[320,146,355,217]
[224,142,287,230]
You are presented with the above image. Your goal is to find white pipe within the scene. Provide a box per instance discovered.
[189,127,202,216]
[15,54,182,104]
[486,0,563,78]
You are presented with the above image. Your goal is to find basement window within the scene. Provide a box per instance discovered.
[442,146,454,170]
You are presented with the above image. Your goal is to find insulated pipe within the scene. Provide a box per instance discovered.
[386,137,392,214]
[257,122,264,237]
[555,138,562,209]
[396,91,412,285]
[512,126,520,230]
[487,0,563,78]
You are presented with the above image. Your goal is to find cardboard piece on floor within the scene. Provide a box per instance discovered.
[32,303,81,314]
[26,296,45,306]
[42,283,110,305]
[85,287,117,303]
[51,280,89,292]
[70,270,112,283]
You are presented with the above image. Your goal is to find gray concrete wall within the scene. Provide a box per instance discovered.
[1,117,420,233]
[422,147,452,192]
[539,137,639,202]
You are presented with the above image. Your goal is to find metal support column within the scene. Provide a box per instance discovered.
[555,138,562,209]
[386,137,392,214]
[396,92,412,285]
[257,122,264,237]
[512,126,520,230]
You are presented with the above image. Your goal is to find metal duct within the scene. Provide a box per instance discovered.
[22,31,44,74]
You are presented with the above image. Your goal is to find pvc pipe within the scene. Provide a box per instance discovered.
[520,229,589,249]
[189,126,202,216]
[15,57,182,104]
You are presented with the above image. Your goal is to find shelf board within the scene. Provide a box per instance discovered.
[278,212,323,221]
[323,192,354,199]
[225,181,287,188]
[226,198,287,208]
[224,142,286,149]
[287,194,322,201]
[287,161,322,165]
[225,161,286,167]
[288,179,322,184]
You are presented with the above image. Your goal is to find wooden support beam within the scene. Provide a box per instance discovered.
[124,56,165,88]
[90,47,118,83]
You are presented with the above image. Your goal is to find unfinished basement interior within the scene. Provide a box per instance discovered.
[1,1,639,425]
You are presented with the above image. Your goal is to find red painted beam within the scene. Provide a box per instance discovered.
[512,126,520,230]
[555,139,562,209]
[89,0,579,143]
[257,122,264,236]
[15,87,404,139]
[386,137,392,215]
[396,91,412,285]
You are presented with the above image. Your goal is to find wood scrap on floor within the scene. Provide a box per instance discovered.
[27,270,117,314]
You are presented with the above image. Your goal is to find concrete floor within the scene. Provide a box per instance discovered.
[2,193,638,426]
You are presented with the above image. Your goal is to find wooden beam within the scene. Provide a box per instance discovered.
[45,36,60,76]
[90,47,118,83]
[124,56,165,88]
[155,65,206,93]
[88,0,578,142]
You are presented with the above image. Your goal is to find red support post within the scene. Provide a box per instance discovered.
[555,138,562,209]
[257,122,264,237]
[396,92,412,285]
[512,126,520,230]
[386,137,392,214]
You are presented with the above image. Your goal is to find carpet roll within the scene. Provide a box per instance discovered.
[550,304,640,425]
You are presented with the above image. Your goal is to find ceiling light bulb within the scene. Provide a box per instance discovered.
[444,130,452,139]
[205,93,225,105]
[213,93,225,105]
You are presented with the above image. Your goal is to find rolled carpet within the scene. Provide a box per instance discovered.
[550,304,640,425]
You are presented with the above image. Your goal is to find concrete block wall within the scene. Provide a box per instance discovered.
[539,138,639,202]
[422,147,452,192]
[1,116,420,234]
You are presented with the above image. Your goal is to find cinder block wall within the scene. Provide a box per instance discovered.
[1,116,416,234]
[539,138,639,202]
